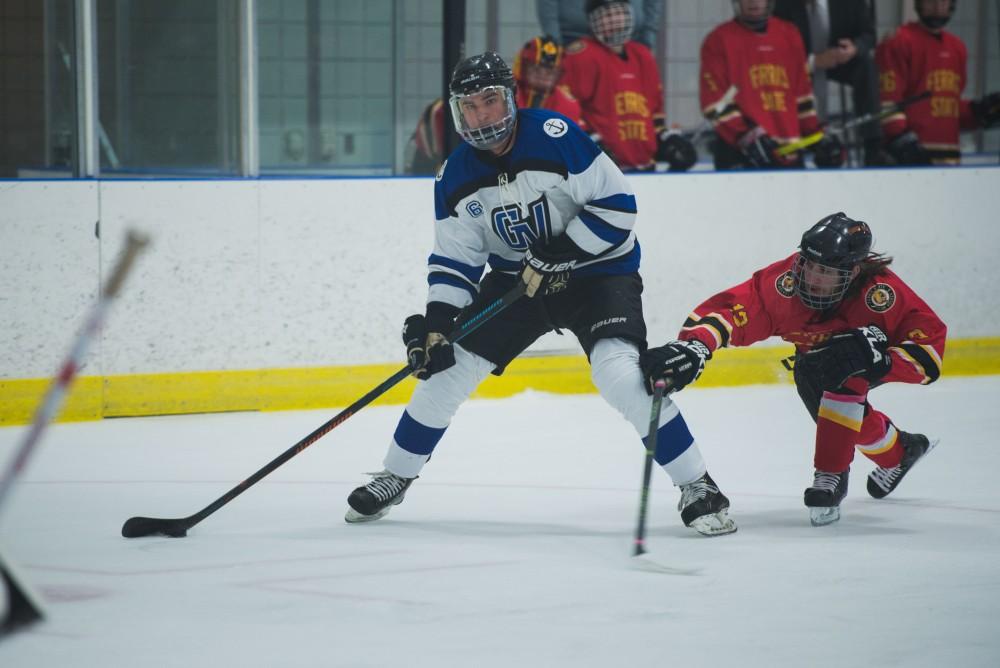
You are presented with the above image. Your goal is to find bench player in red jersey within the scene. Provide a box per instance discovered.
[877,0,1000,165]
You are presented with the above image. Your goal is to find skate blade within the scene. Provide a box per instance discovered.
[344,506,393,524]
[689,509,738,537]
[809,506,841,526]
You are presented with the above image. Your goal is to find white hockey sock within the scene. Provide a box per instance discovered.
[384,344,496,479]
[589,338,707,485]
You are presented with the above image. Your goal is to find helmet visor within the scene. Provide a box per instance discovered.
[448,85,517,151]
[792,255,855,310]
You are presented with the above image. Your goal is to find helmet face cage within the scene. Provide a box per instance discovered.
[792,213,872,310]
[514,37,563,93]
[915,0,955,29]
[589,2,634,48]
[731,0,775,29]
[448,85,517,151]
[792,255,856,310]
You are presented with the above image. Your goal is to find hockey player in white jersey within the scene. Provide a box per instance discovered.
[345,52,736,536]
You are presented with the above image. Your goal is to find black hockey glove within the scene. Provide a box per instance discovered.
[656,129,697,172]
[521,235,587,298]
[639,339,712,395]
[799,324,892,392]
[737,127,781,168]
[812,134,845,168]
[402,302,459,380]
[885,131,931,166]
[971,91,1000,129]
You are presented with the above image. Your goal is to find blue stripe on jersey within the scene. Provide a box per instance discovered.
[428,253,484,284]
[578,209,630,245]
[574,243,641,277]
[393,410,447,456]
[589,193,637,213]
[488,254,522,273]
[428,271,478,298]
[646,411,695,466]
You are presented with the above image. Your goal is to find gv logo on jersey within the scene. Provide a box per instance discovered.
[491,195,552,251]
[466,200,484,217]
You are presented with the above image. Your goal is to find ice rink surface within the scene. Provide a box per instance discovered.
[1,377,998,667]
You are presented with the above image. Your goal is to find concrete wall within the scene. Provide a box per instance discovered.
[2,167,999,381]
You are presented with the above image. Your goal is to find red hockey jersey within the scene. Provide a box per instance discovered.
[877,22,978,164]
[700,18,820,150]
[559,36,665,171]
[678,254,946,386]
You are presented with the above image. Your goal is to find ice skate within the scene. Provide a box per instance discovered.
[678,472,737,536]
[345,470,415,523]
[804,469,849,526]
[867,432,937,499]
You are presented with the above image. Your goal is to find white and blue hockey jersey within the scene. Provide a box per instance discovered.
[428,108,640,310]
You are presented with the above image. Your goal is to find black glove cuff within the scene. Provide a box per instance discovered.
[425,301,461,335]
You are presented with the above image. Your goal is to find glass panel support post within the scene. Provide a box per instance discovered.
[74,0,98,177]
[239,0,260,177]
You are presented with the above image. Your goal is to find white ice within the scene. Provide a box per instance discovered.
[1,377,998,667]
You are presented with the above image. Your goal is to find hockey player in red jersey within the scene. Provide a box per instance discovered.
[512,35,583,125]
[700,0,844,170]
[641,213,946,526]
[559,0,696,172]
[877,0,1000,165]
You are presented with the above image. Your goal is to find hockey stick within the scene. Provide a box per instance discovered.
[775,91,933,158]
[0,230,149,519]
[830,90,931,135]
[121,280,528,538]
[688,85,739,146]
[776,131,825,157]
[632,379,667,556]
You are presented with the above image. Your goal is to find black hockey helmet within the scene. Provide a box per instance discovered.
[793,213,873,309]
[586,0,634,48]
[731,0,775,31]
[448,52,517,150]
[915,0,956,30]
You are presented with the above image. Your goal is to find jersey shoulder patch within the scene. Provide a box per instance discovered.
[865,283,897,313]
[775,270,796,298]
[541,116,570,138]
[565,39,586,55]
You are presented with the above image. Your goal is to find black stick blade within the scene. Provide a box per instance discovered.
[121,516,189,538]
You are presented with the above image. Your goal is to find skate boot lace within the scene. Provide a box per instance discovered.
[363,472,407,502]
[869,465,901,492]
[812,471,842,492]
[679,476,718,509]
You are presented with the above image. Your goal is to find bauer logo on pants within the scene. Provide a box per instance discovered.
[865,283,896,313]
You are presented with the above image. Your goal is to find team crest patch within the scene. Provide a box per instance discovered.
[775,270,796,298]
[865,283,896,313]
[566,39,586,54]
[543,118,568,138]
[466,200,484,217]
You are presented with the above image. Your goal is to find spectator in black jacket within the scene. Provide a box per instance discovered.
[774,0,881,165]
